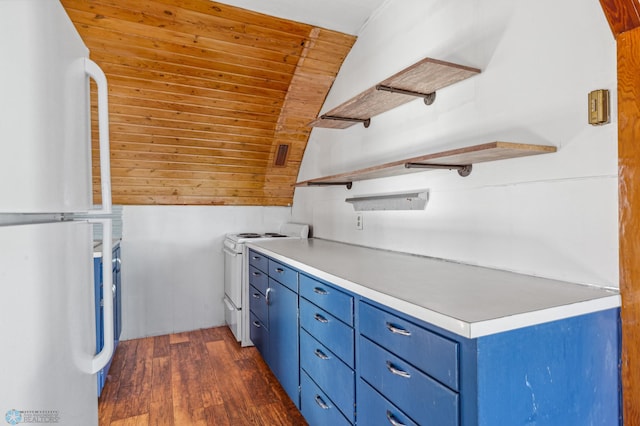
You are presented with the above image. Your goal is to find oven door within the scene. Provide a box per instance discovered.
[223,242,243,307]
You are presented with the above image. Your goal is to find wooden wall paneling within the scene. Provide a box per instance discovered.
[263,27,355,202]
[62,0,355,206]
[599,0,640,36]
[598,1,640,423]
[618,25,640,426]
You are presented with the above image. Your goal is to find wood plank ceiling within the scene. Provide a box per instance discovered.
[61,0,356,206]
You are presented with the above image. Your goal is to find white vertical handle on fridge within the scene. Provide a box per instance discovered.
[89,218,114,374]
[84,58,112,215]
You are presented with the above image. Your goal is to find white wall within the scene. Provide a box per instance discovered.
[120,205,291,339]
[293,0,619,288]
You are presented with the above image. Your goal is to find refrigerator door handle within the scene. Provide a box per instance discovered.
[84,58,112,215]
[89,218,114,374]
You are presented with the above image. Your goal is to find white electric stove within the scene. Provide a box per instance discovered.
[223,223,309,346]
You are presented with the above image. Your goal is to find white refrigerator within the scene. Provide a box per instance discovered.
[0,1,113,425]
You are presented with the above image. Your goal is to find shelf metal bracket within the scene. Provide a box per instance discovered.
[306,181,353,190]
[405,162,473,177]
[320,114,371,128]
[376,84,437,105]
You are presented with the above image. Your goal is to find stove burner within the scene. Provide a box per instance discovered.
[237,233,261,238]
[263,233,287,237]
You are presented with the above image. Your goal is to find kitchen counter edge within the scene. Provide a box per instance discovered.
[246,239,620,339]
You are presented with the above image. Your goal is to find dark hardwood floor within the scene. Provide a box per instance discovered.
[98,326,307,425]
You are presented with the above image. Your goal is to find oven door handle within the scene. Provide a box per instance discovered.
[223,247,240,257]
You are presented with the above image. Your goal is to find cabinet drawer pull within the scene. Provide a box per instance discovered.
[252,256,261,260]
[314,313,329,323]
[313,287,328,295]
[386,361,411,378]
[314,349,330,360]
[314,395,330,410]
[252,293,261,299]
[386,410,407,426]
[252,271,261,277]
[252,321,261,328]
[385,322,411,336]
[275,267,285,273]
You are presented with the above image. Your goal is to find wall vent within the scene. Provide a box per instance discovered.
[274,144,289,166]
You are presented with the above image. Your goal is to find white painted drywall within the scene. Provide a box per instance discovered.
[216,0,389,35]
[293,0,619,288]
[120,205,291,339]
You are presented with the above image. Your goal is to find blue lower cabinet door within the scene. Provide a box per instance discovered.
[357,378,418,426]
[359,337,459,426]
[300,371,351,426]
[267,281,300,408]
[300,330,355,422]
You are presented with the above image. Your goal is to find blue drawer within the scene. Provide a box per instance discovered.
[250,312,269,362]
[268,259,298,292]
[248,250,268,272]
[300,298,354,368]
[359,337,459,426]
[357,379,418,426]
[301,371,351,426]
[300,274,353,326]
[300,330,355,422]
[249,265,268,295]
[359,301,459,391]
[249,285,268,326]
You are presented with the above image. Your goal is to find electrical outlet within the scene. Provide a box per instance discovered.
[355,213,363,230]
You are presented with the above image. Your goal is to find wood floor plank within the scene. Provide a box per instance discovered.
[171,342,205,425]
[150,357,171,403]
[153,334,171,358]
[109,414,150,426]
[148,401,174,426]
[100,327,307,425]
[169,332,190,344]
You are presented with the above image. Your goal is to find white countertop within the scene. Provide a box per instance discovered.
[93,239,121,257]
[246,238,620,339]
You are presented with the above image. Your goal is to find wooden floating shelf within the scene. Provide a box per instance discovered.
[308,57,481,129]
[295,142,557,188]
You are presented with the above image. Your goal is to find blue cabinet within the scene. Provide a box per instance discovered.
[247,248,620,426]
[249,311,269,365]
[474,308,620,425]
[357,299,620,426]
[247,250,300,408]
[94,241,122,397]
[248,261,269,363]
[301,371,352,426]
[356,379,418,426]
[299,274,356,424]
[268,277,299,405]
[359,334,459,426]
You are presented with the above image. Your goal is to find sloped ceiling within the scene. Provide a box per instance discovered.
[61,0,356,206]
